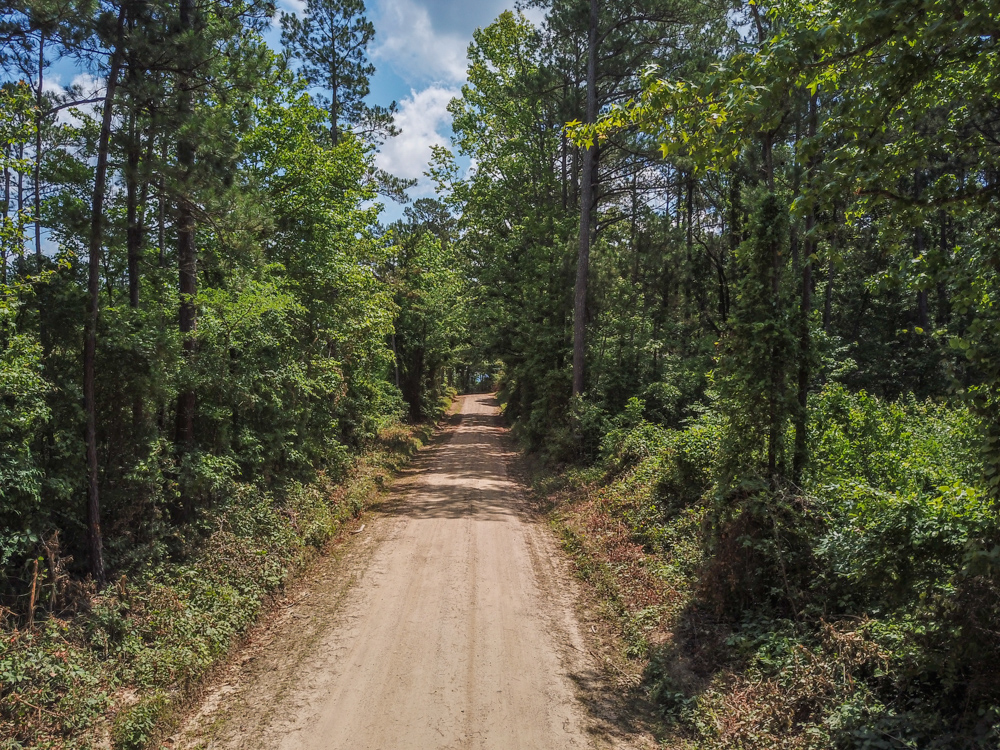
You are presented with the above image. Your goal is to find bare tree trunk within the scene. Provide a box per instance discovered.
[685,172,694,256]
[763,131,780,478]
[158,137,166,267]
[34,31,44,260]
[793,92,818,482]
[175,0,198,502]
[84,13,126,589]
[683,171,694,317]
[330,62,339,146]
[126,111,141,308]
[572,0,598,398]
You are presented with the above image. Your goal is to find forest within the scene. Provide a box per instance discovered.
[1,0,998,747]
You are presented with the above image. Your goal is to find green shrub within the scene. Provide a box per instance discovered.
[111,692,169,750]
[655,412,720,513]
[808,384,983,493]
[600,397,672,472]
[0,420,430,748]
[556,382,1000,748]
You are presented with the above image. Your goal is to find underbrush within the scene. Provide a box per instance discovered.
[540,385,1000,749]
[0,418,437,750]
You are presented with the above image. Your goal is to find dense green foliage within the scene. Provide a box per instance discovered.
[550,386,995,748]
[0,0,467,744]
[444,0,1000,746]
[2,0,999,746]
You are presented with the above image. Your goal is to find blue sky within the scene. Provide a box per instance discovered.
[271,0,539,220]
[41,0,538,224]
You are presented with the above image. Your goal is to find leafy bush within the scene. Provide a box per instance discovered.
[548,384,1000,749]
[0,300,50,548]
[599,397,671,472]
[0,421,433,749]
[808,384,983,494]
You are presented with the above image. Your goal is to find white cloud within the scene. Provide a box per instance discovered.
[43,73,105,126]
[271,0,304,29]
[376,85,459,194]
[278,0,305,17]
[41,77,65,97]
[371,0,468,85]
[69,72,103,96]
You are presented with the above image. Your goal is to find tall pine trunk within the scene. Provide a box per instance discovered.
[762,131,782,478]
[84,12,126,588]
[175,0,198,509]
[793,92,818,482]
[126,110,141,308]
[329,58,339,146]
[34,31,44,260]
[157,138,166,267]
[572,0,598,398]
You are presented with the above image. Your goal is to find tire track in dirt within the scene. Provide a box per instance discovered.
[170,394,654,750]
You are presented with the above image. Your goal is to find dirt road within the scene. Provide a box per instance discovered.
[173,395,650,750]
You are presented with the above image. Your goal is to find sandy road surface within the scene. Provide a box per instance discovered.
[172,395,651,750]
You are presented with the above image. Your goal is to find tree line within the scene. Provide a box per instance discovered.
[0,0,466,595]
[445,0,999,743]
[449,0,998,490]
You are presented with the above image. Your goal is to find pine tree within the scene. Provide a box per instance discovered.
[280,0,396,146]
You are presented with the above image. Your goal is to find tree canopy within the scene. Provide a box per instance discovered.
[2,0,1000,746]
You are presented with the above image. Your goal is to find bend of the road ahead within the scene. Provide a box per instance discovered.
[173,394,652,750]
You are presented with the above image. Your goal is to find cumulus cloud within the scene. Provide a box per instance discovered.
[376,85,459,194]
[371,0,468,85]
[43,73,105,126]
[367,0,521,211]
[277,0,305,18]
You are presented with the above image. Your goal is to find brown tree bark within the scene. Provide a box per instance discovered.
[763,131,781,478]
[793,92,818,482]
[84,10,127,588]
[126,111,142,308]
[175,0,198,469]
[330,65,339,146]
[157,137,166,267]
[572,0,598,398]
[34,31,44,260]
